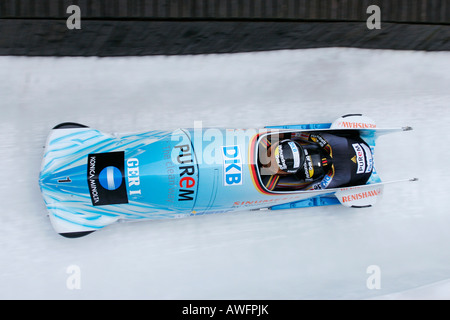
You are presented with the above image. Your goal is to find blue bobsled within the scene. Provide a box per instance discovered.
[39,115,414,238]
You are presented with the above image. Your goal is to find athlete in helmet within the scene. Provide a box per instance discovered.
[259,132,373,191]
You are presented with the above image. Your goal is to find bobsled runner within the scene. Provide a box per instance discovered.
[39,114,416,238]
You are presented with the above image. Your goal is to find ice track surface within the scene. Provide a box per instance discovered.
[1,48,449,299]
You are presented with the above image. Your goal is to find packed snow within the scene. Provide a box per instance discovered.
[0,48,449,299]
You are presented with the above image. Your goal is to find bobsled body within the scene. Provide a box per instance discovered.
[39,115,413,237]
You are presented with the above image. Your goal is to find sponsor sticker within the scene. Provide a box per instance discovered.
[338,121,377,129]
[288,141,300,169]
[99,166,122,191]
[320,171,333,189]
[87,152,128,206]
[340,188,382,203]
[303,154,314,180]
[274,144,285,170]
[222,146,243,186]
[361,143,373,173]
[174,143,197,201]
[310,134,328,147]
[352,143,366,174]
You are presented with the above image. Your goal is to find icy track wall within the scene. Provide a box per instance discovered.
[0,0,449,56]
